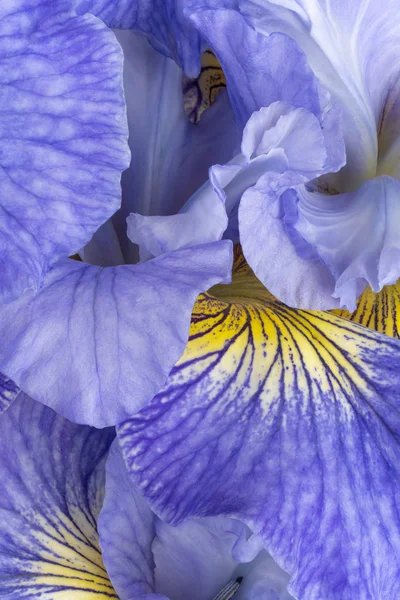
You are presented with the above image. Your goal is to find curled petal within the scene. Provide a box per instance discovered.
[0,394,116,598]
[0,241,232,426]
[240,0,400,188]
[118,258,400,600]
[295,175,400,310]
[98,441,166,600]
[190,8,320,128]
[0,0,130,302]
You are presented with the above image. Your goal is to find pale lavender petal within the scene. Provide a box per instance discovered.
[0,241,232,426]
[294,174,400,310]
[189,8,320,128]
[77,0,237,76]
[0,0,129,302]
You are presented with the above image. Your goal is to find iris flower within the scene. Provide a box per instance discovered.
[2,1,400,600]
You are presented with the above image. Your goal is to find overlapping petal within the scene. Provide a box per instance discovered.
[98,440,166,600]
[294,175,400,310]
[77,0,237,77]
[0,0,129,303]
[0,241,232,427]
[190,8,320,128]
[333,279,400,338]
[240,0,400,189]
[112,30,239,264]
[118,254,400,600]
[0,394,116,598]
[99,440,293,600]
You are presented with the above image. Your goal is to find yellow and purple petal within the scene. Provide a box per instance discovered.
[0,394,116,598]
[118,253,400,600]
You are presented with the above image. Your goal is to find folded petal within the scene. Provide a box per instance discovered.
[190,9,320,128]
[241,0,400,188]
[118,256,400,600]
[239,177,339,309]
[0,0,130,303]
[333,280,400,338]
[111,30,239,264]
[98,440,165,600]
[294,175,400,310]
[0,372,20,414]
[0,394,116,598]
[0,241,232,426]
[235,102,341,309]
[77,0,237,76]
[99,440,293,600]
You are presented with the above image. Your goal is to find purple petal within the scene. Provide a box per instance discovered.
[99,440,293,599]
[213,101,341,309]
[293,174,400,310]
[98,440,166,600]
[118,283,400,600]
[0,394,116,597]
[190,8,320,128]
[0,241,232,426]
[0,0,130,303]
[77,0,237,76]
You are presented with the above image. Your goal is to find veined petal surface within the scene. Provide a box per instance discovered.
[0,394,116,599]
[118,253,400,600]
[0,0,129,303]
[112,30,239,264]
[0,241,232,427]
[99,440,294,600]
[240,0,400,189]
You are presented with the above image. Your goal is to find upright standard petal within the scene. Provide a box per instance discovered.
[0,241,232,427]
[0,394,116,599]
[190,9,320,128]
[111,30,239,264]
[240,0,400,189]
[0,0,130,303]
[99,440,294,600]
[118,253,400,600]
[76,0,237,76]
